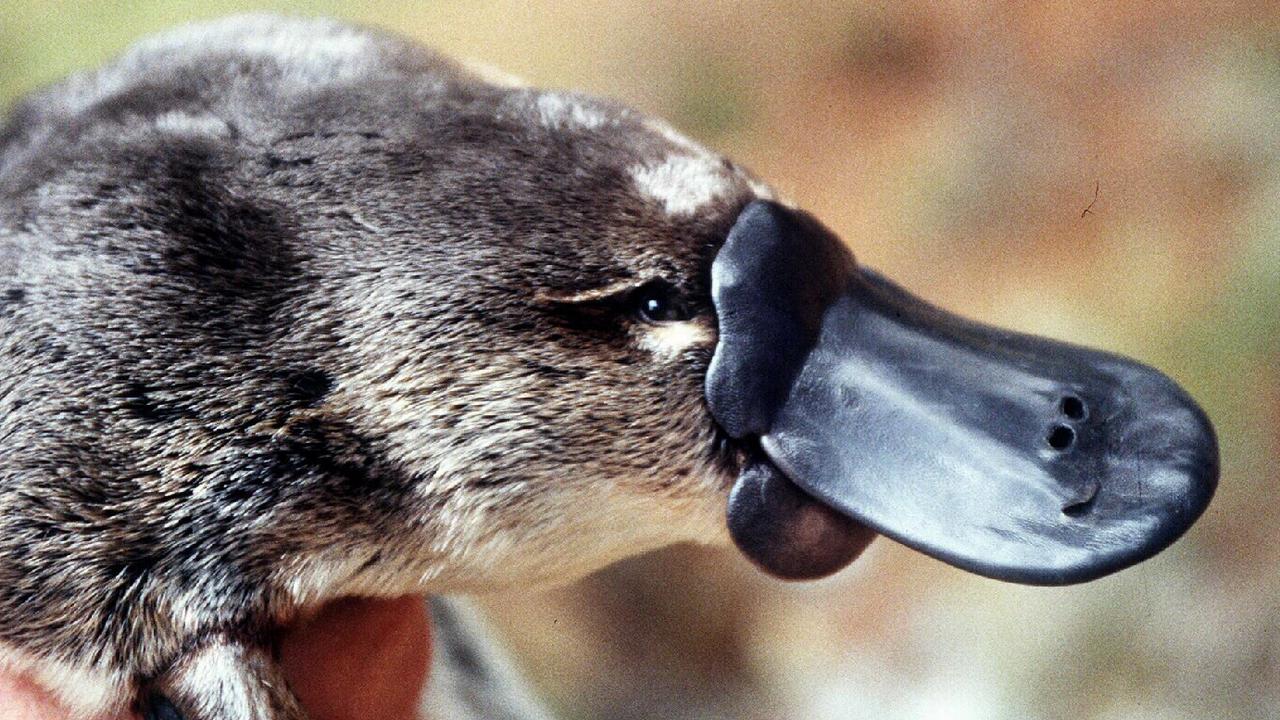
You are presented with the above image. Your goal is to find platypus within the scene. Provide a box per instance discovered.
[0,15,1218,720]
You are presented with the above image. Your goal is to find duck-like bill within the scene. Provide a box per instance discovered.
[707,201,1218,585]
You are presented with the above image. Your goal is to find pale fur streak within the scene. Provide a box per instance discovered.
[433,393,730,593]
[171,644,260,720]
[416,482,726,593]
[419,437,726,592]
[0,643,127,719]
[127,15,375,85]
[534,92,609,130]
[638,320,715,360]
[630,154,734,216]
[281,553,376,608]
[641,118,777,203]
[153,111,233,139]
[273,480,726,601]
[533,278,646,305]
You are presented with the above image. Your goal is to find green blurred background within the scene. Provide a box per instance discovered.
[2,2,1276,718]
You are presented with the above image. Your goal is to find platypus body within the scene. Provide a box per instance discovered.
[0,16,1218,719]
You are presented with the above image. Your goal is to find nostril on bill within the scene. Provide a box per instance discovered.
[1047,424,1076,451]
[1059,395,1086,420]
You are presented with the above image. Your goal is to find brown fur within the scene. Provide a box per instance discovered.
[0,15,766,717]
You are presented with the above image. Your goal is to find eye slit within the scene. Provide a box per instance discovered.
[632,281,690,324]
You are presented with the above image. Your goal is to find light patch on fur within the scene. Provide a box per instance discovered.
[171,644,259,720]
[153,111,232,138]
[409,481,727,594]
[534,277,644,305]
[638,320,714,359]
[631,154,733,216]
[643,118,777,202]
[281,552,373,607]
[122,15,385,88]
[162,580,217,636]
[0,643,127,719]
[132,15,369,64]
[746,176,777,202]
[535,92,608,130]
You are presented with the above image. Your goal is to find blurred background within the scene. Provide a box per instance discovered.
[2,2,1276,718]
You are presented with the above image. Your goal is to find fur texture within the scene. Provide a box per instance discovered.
[0,14,768,716]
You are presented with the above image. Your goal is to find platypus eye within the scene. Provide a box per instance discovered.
[632,281,690,324]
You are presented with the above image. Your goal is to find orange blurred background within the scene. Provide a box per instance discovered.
[3,2,1276,718]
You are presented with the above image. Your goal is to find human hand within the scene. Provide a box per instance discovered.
[0,595,433,720]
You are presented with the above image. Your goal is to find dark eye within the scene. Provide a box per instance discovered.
[633,281,690,324]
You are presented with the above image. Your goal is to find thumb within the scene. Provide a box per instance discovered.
[279,595,433,720]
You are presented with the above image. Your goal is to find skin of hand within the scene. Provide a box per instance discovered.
[0,596,433,720]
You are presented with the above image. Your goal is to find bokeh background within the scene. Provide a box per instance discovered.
[2,2,1276,719]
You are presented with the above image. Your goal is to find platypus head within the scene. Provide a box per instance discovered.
[254,24,1214,590]
[0,17,1215,602]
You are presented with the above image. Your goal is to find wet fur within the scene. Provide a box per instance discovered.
[0,15,764,717]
